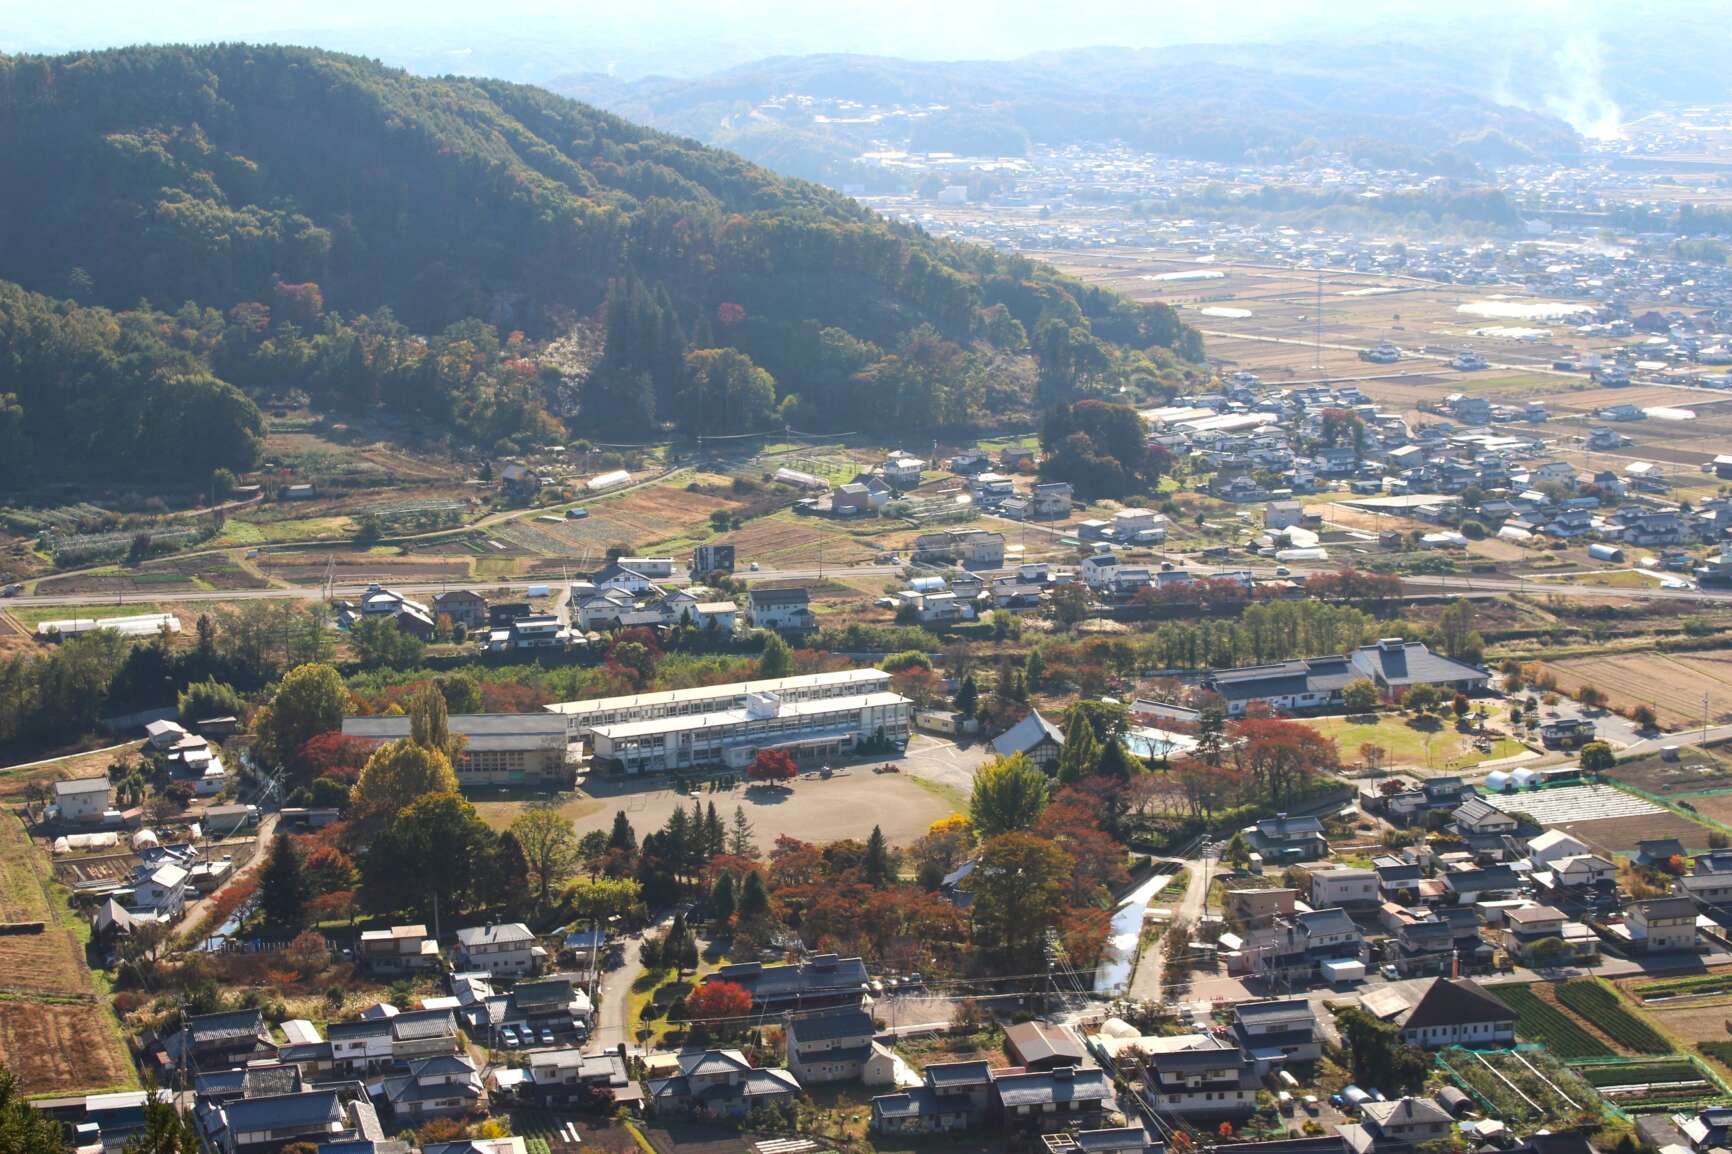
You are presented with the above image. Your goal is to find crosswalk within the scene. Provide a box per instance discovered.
[754,1140,824,1154]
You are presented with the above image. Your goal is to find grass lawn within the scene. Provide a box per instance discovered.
[214,515,355,546]
[1301,714,1527,771]
[1541,569,1663,590]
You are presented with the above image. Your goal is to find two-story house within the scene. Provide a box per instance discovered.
[871,1061,990,1136]
[645,1049,800,1118]
[1451,796,1517,837]
[993,1067,1116,1132]
[359,926,440,976]
[1142,1042,1261,1118]
[746,587,817,633]
[378,1055,484,1124]
[1500,905,1598,963]
[1341,1097,1454,1154]
[53,777,112,823]
[1230,1000,1320,1070]
[1623,897,1699,954]
[452,924,543,976]
[1303,866,1379,910]
[783,1007,896,1086]
[1245,814,1329,863]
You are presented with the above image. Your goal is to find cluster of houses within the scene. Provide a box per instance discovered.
[1216,774,1718,998]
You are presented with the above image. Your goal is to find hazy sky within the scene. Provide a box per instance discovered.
[2,0,1719,84]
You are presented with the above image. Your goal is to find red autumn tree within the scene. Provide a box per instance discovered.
[1231,718,1339,809]
[682,980,753,1037]
[748,749,798,783]
[296,733,373,785]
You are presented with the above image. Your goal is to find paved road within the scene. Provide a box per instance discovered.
[585,920,650,1056]
[1126,852,1212,1003]
[1,562,906,610]
[177,812,280,945]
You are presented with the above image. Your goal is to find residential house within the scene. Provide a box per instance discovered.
[1678,872,1732,905]
[1452,797,1517,837]
[1031,482,1074,519]
[747,587,817,632]
[1001,447,1036,471]
[692,544,736,576]
[1341,1097,1453,1154]
[499,464,541,497]
[523,1049,639,1111]
[705,954,868,1014]
[1397,978,1516,1049]
[1141,1042,1261,1118]
[1542,854,1616,891]
[1374,858,1424,903]
[474,976,593,1046]
[359,926,441,977]
[1236,908,1363,981]
[784,1007,897,1086]
[645,1049,800,1118]
[1231,1000,1321,1068]
[1623,897,1699,954]
[1245,815,1328,863]
[911,529,1006,568]
[206,1088,380,1154]
[1500,905,1598,963]
[1526,830,1591,870]
[1302,866,1378,910]
[1636,838,1688,867]
[53,777,112,824]
[452,924,543,977]
[967,473,1017,505]
[831,483,883,517]
[1223,887,1298,931]
[431,591,488,630]
[1004,1021,1090,1072]
[1439,865,1521,903]
[172,1009,277,1071]
[1265,501,1305,530]
[994,1067,1115,1132]
[378,1055,483,1124]
[326,1010,460,1075]
[1384,918,1455,977]
[989,709,1065,771]
[871,1061,991,1135]
[883,454,926,489]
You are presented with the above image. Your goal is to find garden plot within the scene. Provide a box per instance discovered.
[1440,1045,1598,1126]
[1572,1057,1730,1113]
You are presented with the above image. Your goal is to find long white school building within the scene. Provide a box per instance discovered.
[545,668,893,737]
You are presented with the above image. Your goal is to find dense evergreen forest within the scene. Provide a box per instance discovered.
[0,45,1201,485]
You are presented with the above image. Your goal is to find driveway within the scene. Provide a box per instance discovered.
[899,732,996,796]
[585,922,648,1056]
[179,811,279,943]
[1127,847,1215,1003]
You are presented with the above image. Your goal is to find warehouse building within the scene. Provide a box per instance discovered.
[589,688,911,775]
[545,668,892,738]
[341,714,575,788]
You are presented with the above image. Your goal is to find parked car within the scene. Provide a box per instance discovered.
[0,583,20,597]
[499,1026,519,1048]
[539,1028,555,1046]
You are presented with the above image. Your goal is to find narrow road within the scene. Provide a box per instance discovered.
[585,929,644,1056]
[1126,851,1212,1004]
[177,811,280,945]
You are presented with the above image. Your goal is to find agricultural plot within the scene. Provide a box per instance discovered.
[1540,652,1732,730]
[1555,981,1672,1054]
[1441,1046,1597,1125]
[1477,782,1711,852]
[0,810,137,1095]
[1572,1057,1729,1113]
[717,511,893,568]
[1487,984,1613,1058]
[1607,746,1732,799]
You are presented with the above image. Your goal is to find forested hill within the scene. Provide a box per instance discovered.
[0,44,1200,483]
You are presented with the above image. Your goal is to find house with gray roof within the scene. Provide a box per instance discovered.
[994,1066,1114,1132]
[707,953,868,1013]
[870,1061,993,1135]
[1203,656,1357,717]
[1397,978,1514,1049]
[1231,1000,1320,1067]
[378,1054,483,1123]
[206,1086,380,1154]
[784,1007,897,1085]
[452,923,543,976]
[645,1048,799,1118]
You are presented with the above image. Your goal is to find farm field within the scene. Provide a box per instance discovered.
[1538,651,1732,729]
[1486,983,1613,1058]
[1645,1000,1732,1046]
[257,553,475,584]
[1605,745,1732,798]
[0,808,138,1095]
[1300,715,1526,771]
[1571,1057,1729,1112]
[1555,980,1671,1054]
[715,510,901,569]
[0,1001,137,1098]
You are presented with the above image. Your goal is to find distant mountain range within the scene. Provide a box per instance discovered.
[550,44,1586,190]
